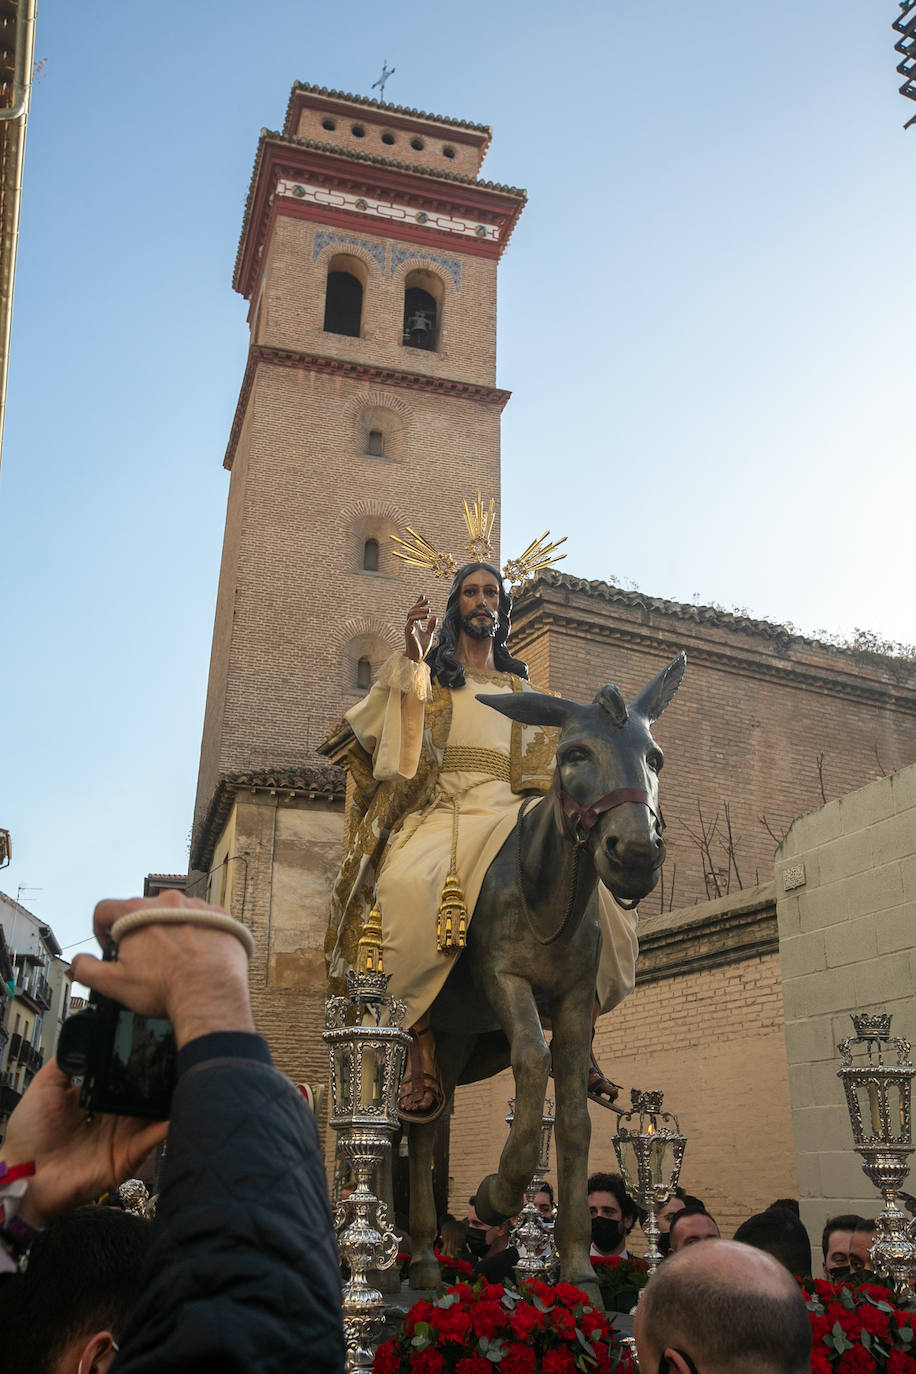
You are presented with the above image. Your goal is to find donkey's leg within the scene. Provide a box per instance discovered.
[474,973,549,1224]
[550,988,603,1307]
[407,1116,441,1290]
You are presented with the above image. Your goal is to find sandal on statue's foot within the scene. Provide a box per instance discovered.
[398,1024,446,1124]
[587,1049,622,1110]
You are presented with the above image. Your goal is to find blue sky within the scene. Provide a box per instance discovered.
[1,1,913,958]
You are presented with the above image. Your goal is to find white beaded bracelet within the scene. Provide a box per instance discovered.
[110,908,255,960]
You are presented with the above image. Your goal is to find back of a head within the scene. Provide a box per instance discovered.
[0,1206,151,1374]
[639,1239,812,1374]
[733,1206,812,1277]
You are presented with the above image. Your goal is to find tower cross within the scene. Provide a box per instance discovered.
[371,60,396,101]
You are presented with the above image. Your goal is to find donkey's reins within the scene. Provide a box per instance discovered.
[515,794,582,945]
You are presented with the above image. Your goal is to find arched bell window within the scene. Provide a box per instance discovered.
[363,538,379,572]
[324,269,363,337]
[402,286,437,350]
[356,657,372,691]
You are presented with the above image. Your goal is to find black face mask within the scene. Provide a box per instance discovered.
[467,1227,490,1257]
[826,1265,853,1283]
[591,1216,624,1253]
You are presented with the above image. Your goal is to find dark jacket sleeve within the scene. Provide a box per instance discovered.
[113,1038,344,1373]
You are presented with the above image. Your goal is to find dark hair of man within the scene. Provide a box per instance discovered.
[586,1170,639,1224]
[821,1212,862,1259]
[640,1252,812,1374]
[768,1197,801,1217]
[733,1207,813,1277]
[668,1204,716,1245]
[854,1218,877,1235]
[535,1180,554,1203]
[0,1206,151,1374]
[425,562,528,689]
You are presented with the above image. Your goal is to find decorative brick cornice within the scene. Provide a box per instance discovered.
[224,346,511,469]
[637,883,778,983]
[234,135,526,297]
[192,766,345,873]
[283,82,493,141]
[512,573,916,713]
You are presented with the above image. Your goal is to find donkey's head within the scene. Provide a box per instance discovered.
[476,652,686,903]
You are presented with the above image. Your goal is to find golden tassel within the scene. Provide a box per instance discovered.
[357,905,385,973]
[437,798,468,954]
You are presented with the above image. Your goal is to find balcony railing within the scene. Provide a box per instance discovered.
[8,1031,21,1059]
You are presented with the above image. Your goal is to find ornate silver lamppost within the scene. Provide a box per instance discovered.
[613,1089,686,1275]
[324,910,410,1371]
[837,1011,916,1300]
[506,1096,559,1280]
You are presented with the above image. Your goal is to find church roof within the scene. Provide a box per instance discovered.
[521,571,916,670]
[191,766,345,873]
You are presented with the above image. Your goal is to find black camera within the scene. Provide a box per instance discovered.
[57,943,177,1120]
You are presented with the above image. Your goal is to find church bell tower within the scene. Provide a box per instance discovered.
[189,82,526,1090]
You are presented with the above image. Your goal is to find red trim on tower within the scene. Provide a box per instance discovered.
[223,347,512,470]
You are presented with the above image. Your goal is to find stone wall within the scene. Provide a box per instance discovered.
[776,762,916,1247]
[449,885,798,1240]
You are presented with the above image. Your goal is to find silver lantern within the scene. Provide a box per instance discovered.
[837,1011,916,1299]
[324,908,410,1371]
[613,1088,686,1275]
[506,1096,558,1281]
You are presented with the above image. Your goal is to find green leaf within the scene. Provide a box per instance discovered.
[437,1292,460,1309]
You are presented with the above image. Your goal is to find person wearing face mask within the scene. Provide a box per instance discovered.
[466,1196,519,1281]
[821,1213,862,1282]
[587,1171,638,1259]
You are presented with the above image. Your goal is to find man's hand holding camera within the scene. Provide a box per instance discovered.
[3,892,254,1233]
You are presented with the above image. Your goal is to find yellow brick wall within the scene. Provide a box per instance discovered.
[448,951,797,1242]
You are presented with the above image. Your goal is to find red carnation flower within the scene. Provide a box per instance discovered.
[470,1299,508,1339]
[809,1350,833,1374]
[887,1351,916,1374]
[552,1281,590,1308]
[826,1302,865,1338]
[405,1300,435,1334]
[410,1350,446,1374]
[455,1358,491,1374]
[836,1346,877,1374]
[501,1343,537,1374]
[430,1304,472,1343]
[858,1303,891,1340]
[540,1350,577,1374]
[373,1339,403,1374]
[509,1304,542,1341]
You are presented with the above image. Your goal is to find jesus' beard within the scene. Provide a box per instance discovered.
[460,610,499,640]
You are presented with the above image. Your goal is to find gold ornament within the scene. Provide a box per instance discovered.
[357,906,385,974]
[390,490,567,587]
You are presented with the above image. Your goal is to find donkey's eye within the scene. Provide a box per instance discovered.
[646,750,663,773]
[562,746,591,766]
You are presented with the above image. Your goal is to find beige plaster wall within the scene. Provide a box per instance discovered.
[776,762,916,1248]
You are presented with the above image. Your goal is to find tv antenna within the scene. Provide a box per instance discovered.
[372,60,396,101]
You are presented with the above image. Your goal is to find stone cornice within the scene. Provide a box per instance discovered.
[224,346,511,470]
[512,574,916,713]
[192,766,345,873]
[636,883,778,983]
[235,134,526,297]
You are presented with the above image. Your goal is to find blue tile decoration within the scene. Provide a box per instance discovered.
[312,231,387,274]
[391,245,461,292]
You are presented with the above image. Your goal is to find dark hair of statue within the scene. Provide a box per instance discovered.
[425,562,528,688]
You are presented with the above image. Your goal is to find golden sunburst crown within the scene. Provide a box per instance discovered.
[390,491,567,587]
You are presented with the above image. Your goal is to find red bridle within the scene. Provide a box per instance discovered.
[551,770,665,848]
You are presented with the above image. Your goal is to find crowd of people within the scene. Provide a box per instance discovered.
[0,889,895,1374]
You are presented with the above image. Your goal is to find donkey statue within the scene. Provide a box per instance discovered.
[404,652,686,1306]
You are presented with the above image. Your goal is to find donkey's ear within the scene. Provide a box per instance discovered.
[475,691,575,730]
[631,652,686,723]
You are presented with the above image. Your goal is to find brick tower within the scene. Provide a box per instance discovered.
[189,84,526,1093]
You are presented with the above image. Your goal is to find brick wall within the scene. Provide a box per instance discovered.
[776,762,916,1247]
[513,574,916,918]
[448,887,797,1242]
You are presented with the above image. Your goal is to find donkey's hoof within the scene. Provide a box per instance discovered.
[409,1257,441,1290]
[474,1173,524,1225]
